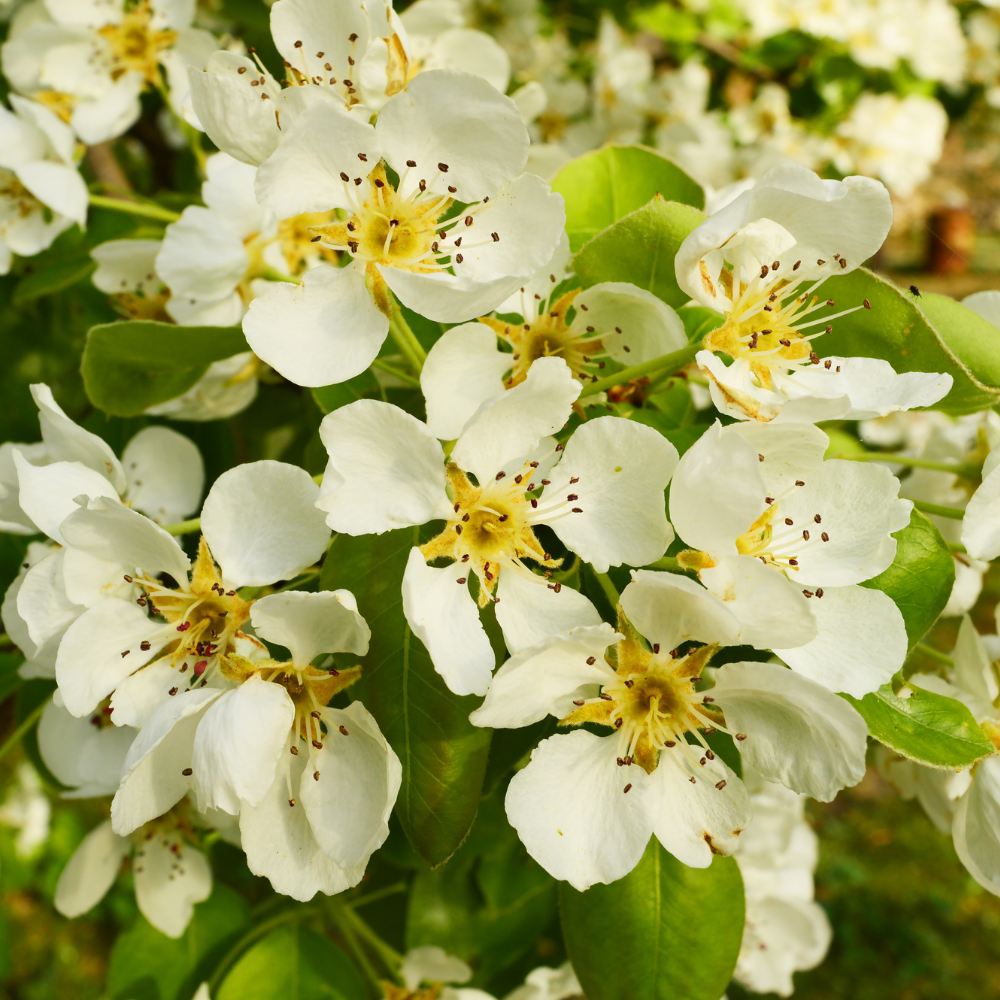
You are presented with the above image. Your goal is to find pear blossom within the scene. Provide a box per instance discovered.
[0,763,51,856]
[676,164,952,423]
[0,95,87,274]
[419,234,687,438]
[388,947,492,1000]
[881,615,1000,897]
[110,589,401,902]
[1,0,217,144]
[317,357,677,695]
[667,420,911,697]
[52,459,330,722]
[91,237,171,321]
[504,963,582,1000]
[470,573,866,889]
[231,67,563,386]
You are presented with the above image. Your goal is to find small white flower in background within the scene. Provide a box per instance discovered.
[318,357,677,695]
[419,233,687,438]
[504,963,581,1000]
[732,770,831,997]
[52,459,329,722]
[0,96,87,275]
[1,0,217,144]
[881,615,1000,897]
[388,946,492,999]
[54,802,215,938]
[470,572,866,889]
[675,164,952,423]
[238,68,563,387]
[0,762,51,856]
[588,14,651,147]
[667,420,911,697]
[111,589,401,903]
[91,237,171,321]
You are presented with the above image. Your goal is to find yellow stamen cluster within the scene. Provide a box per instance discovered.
[98,1,177,85]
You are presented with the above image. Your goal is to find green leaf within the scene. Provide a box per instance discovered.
[818,270,1000,415]
[560,840,744,1000]
[845,683,995,769]
[321,528,493,866]
[572,197,706,309]
[552,146,705,252]
[82,320,249,416]
[216,926,366,1000]
[861,509,954,650]
[107,883,251,1000]
[677,304,724,341]
[13,255,95,305]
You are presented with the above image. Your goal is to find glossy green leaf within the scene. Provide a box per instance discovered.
[551,145,704,252]
[572,197,707,309]
[107,884,250,1000]
[817,270,1000,415]
[845,683,995,769]
[560,840,744,1000]
[13,254,95,305]
[82,320,248,416]
[321,528,493,866]
[216,926,366,1000]
[861,509,954,650]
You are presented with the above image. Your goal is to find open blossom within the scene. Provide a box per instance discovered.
[235,69,563,387]
[52,460,329,722]
[667,420,911,697]
[1,0,217,143]
[0,95,87,274]
[676,164,952,423]
[419,233,687,438]
[111,590,401,902]
[317,357,677,695]
[471,573,866,889]
[881,615,1000,897]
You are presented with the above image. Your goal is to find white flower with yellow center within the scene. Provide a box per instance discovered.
[50,460,330,723]
[110,589,401,902]
[235,68,563,387]
[676,164,952,423]
[470,576,867,890]
[419,233,688,439]
[0,95,87,275]
[667,420,911,697]
[1,0,217,143]
[317,357,677,695]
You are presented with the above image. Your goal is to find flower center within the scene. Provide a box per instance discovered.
[98,2,177,85]
[0,171,44,218]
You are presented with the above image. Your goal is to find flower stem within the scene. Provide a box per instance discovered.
[643,556,684,572]
[0,700,45,765]
[913,642,954,667]
[350,882,408,908]
[578,342,701,399]
[912,500,966,521]
[88,193,181,223]
[593,569,620,607]
[371,357,422,387]
[835,450,981,479]
[388,307,427,373]
[164,516,200,536]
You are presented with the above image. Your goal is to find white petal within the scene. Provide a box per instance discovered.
[16,160,87,226]
[774,584,907,697]
[243,262,388,387]
[402,549,495,696]
[377,69,527,201]
[251,590,370,665]
[953,614,1000,706]
[300,702,401,868]
[964,465,1000,561]
[54,820,129,918]
[133,833,211,938]
[156,206,248,301]
[494,567,602,655]
[201,460,330,587]
[711,661,868,800]
[192,678,295,813]
[91,238,163,296]
[270,0,371,75]
[420,322,511,440]
[317,399,449,534]
[541,417,677,572]
[17,548,83,651]
[573,283,687,365]
[70,74,144,145]
[427,28,510,92]
[953,755,1000,895]
[401,946,471,992]
[469,623,619,729]
[111,687,222,835]
[379,266,527,324]
[201,151,270,239]
[56,600,172,718]
[644,754,749,866]
[121,426,204,524]
[453,357,579,485]
[729,420,828,496]
[506,730,651,890]
[619,570,741,651]
[109,655,188,729]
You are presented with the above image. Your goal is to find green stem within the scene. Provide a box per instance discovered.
[88,193,181,223]
[593,570,620,607]
[0,633,11,648]
[837,451,981,478]
[258,265,300,284]
[388,307,427,372]
[267,568,322,595]
[643,556,684,572]
[350,882,408,909]
[0,701,46,765]
[328,904,387,995]
[579,342,701,399]
[338,904,403,970]
[371,357,422,388]
[948,541,967,554]
[913,500,966,521]
[914,642,954,667]
[164,516,200,536]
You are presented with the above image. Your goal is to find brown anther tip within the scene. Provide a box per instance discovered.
[495,471,506,480]
[716,780,727,790]
[586,656,596,664]
[339,725,349,736]
[623,783,632,793]
[124,574,133,583]
[689,776,697,784]
[290,746,299,755]
[448,186,457,193]
[864,299,871,309]
[313,771,320,780]
[614,718,623,728]
[182,767,193,776]
[310,235,321,242]
[406,159,416,167]
[736,733,747,741]
[121,650,130,658]
[438,162,449,172]
[294,39,303,47]
[289,798,296,807]
[312,740,323,750]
